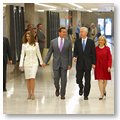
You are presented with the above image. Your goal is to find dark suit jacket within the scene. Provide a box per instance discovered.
[3,37,12,64]
[74,38,96,70]
[45,38,72,70]
[37,29,45,49]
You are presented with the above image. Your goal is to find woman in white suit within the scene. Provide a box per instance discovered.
[19,31,43,100]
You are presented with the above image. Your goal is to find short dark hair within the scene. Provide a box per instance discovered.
[37,23,42,28]
[58,27,66,32]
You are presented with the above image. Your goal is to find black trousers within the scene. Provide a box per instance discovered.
[76,69,91,97]
[3,60,7,90]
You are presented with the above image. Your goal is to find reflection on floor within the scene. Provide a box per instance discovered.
[3,38,114,114]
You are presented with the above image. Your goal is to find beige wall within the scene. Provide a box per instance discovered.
[24,3,35,27]
[72,11,82,36]
[81,12,114,27]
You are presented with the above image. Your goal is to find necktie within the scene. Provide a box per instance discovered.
[59,39,63,52]
[82,40,85,51]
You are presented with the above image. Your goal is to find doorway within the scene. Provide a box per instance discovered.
[98,18,112,37]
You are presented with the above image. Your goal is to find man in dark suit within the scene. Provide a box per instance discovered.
[44,27,72,100]
[73,27,96,100]
[37,23,45,56]
[3,37,12,92]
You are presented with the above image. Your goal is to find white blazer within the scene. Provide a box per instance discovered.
[19,42,43,67]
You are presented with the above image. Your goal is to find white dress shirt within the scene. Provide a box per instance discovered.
[82,37,87,45]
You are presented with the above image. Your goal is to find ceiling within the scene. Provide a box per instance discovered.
[3,3,114,12]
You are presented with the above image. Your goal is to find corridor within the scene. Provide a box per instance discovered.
[3,38,114,114]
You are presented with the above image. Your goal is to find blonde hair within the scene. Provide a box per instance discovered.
[98,35,107,46]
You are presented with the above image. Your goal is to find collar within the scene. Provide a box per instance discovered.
[58,36,64,40]
[82,37,87,41]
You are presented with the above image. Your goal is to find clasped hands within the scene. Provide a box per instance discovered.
[41,63,71,70]
[40,63,46,67]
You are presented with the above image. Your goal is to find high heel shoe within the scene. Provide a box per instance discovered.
[27,95,31,100]
[104,92,106,96]
[99,96,104,100]
[31,95,35,100]
[99,97,103,100]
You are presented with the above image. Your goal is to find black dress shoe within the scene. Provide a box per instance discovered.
[3,88,7,92]
[84,96,88,100]
[79,89,83,96]
[55,89,59,97]
[61,96,65,100]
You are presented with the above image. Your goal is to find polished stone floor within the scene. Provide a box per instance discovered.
[3,38,114,114]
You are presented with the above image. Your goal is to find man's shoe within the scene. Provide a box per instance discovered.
[61,96,65,100]
[3,88,7,92]
[84,96,88,100]
[55,89,59,97]
[79,89,83,96]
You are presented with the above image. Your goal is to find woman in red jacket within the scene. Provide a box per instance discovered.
[94,36,112,100]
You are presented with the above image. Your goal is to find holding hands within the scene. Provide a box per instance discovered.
[40,63,46,68]
[19,66,24,72]
[40,63,46,67]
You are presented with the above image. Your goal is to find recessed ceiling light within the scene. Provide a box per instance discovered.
[35,3,56,9]
[37,10,44,12]
[49,8,56,11]
[68,3,83,9]
[87,10,92,12]
[91,8,98,11]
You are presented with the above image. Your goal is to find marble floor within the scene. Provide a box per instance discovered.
[3,38,114,114]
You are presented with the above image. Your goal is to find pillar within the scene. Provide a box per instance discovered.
[24,3,35,27]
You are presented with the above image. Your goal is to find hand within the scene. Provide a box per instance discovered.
[108,67,111,72]
[41,63,46,67]
[19,67,24,71]
[92,64,95,69]
[8,60,12,64]
[73,57,77,62]
[68,66,71,70]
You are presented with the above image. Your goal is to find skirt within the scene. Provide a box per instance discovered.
[24,65,38,79]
